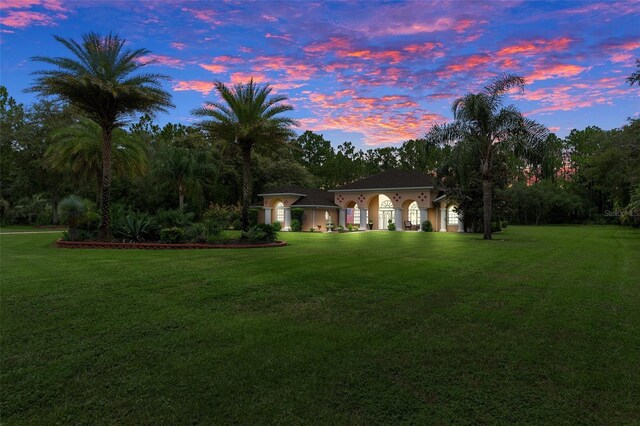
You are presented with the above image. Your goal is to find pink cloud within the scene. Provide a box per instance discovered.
[298,89,447,145]
[526,63,587,83]
[0,10,54,28]
[403,42,443,54]
[265,32,293,42]
[200,63,227,73]
[172,80,216,95]
[182,7,221,25]
[340,49,405,64]
[170,42,186,50]
[304,37,352,54]
[136,54,183,69]
[496,37,574,57]
[229,72,268,84]
[445,54,493,72]
[0,0,65,11]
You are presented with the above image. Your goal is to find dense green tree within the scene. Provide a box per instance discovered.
[46,117,148,207]
[427,74,548,239]
[29,32,173,239]
[154,143,206,210]
[194,79,297,230]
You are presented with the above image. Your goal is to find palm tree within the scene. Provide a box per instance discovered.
[29,32,173,239]
[193,79,297,230]
[427,74,548,239]
[46,117,148,206]
[155,143,206,210]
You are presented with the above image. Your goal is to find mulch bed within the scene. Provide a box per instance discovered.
[56,240,288,250]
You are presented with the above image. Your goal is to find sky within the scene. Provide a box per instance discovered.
[1,0,639,149]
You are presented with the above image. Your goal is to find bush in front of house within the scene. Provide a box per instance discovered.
[387,219,396,231]
[272,221,282,231]
[241,223,277,243]
[291,219,302,232]
[160,227,186,244]
[421,220,433,232]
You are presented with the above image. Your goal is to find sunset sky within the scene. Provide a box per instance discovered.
[1,0,638,148]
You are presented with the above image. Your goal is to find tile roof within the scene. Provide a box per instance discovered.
[257,186,338,208]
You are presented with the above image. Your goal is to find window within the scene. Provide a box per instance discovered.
[379,195,394,229]
[353,204,360,224]
[448,207,458,225]
[408,202,420,224]
[275,202,284,223]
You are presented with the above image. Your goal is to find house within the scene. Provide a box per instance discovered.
[255,169,463,232]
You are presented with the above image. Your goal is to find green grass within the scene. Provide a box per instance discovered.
[2,226,639,424]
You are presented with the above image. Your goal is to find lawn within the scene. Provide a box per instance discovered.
[1,226,639,424]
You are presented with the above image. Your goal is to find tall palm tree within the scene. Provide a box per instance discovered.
[29,32,173,239]
[46,117,148,206]
[427,74,548,239]
[155,143,206,210]
[193,79,297,230]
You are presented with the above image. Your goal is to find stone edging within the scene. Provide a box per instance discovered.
[56,240,288,249]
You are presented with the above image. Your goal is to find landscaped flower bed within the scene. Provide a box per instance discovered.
[56,240,287,249]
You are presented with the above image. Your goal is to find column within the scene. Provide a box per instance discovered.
[457,213,464,233]
[439,205,447,232]
[283,207,291,231]
[394,208,403,231]
[339,208,346,228]
[264,208,272,225]
[419,208,427,229]
[359,208,368,230]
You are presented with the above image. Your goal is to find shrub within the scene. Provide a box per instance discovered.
[13,194,51,225]
[309,227,316,232]
[291,208,304,224]
[272,221,282,231]
[501,220,509,229]
[203,204,240,230]
[491,221,502,232]
[186,223,209,243]
[58,195,87,240]
[387,219,396,231]
[421,220,433,232]
[241,223,277,243]
[160,227,185,244]
[116,214,155,242]
[347,223,354,231]
[155,208,195,229]
[291,219,302,232]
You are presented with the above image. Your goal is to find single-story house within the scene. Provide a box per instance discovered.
[254,169,463,232]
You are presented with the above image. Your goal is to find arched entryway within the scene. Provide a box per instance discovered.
[378,195,394,229]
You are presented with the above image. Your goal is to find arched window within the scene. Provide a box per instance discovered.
[379,195,394,229]
[408,202,420,224]
[353,203,360,224]
[448,206,458,225]
[275,202,284,223]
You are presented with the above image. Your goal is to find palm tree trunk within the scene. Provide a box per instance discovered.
[240,144,252,231]
[96,171,102,211]
[178,182,185,211]
[482,178,492,240]
[100,127,113,240]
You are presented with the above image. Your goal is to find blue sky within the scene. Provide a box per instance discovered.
[1,0,638,148]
